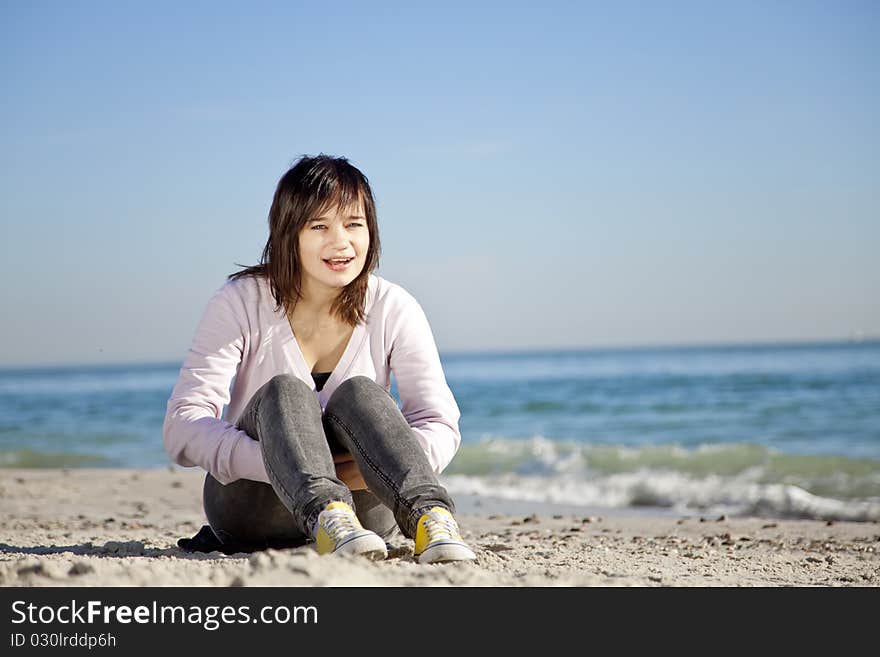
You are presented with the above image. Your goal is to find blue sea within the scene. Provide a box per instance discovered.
[2,341,879,521]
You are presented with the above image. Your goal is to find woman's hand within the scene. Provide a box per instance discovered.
[332,451,368,491]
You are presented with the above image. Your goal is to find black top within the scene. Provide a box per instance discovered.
[311,371,332,392]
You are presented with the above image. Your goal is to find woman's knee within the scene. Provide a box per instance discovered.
[240,373,318,439]
[328,375,387,409]
[257,373,320,419]
[264,373,313,399]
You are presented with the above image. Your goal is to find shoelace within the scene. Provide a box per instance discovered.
[321,509,361,542]
[422,511,461,542]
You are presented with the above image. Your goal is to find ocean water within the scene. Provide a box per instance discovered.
[1,341,878,521]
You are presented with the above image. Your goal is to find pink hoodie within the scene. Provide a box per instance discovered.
[163,273,461,485]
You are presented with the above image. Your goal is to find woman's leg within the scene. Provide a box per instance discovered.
[203,373,394,546]
[203,473,306,548]
[203,478,397,547]
[322,375,456,539]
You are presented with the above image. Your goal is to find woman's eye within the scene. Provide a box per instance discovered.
[348,222,364,228]
[311,224,326,230]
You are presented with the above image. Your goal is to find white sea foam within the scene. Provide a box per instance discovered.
[442,471,880,521]
[442,441,880,522]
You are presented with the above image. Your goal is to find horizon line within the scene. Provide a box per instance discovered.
[1,335,878,373]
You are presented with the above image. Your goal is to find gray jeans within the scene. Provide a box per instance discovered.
[203,374,455,549]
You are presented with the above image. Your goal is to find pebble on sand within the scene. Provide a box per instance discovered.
[101,540,145,556]
[69,562,95,576]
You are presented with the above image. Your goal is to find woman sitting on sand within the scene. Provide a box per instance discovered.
[163,154,475,564]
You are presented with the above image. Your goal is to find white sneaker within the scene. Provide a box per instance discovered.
[413,507,477,564]
[313,501,388,560]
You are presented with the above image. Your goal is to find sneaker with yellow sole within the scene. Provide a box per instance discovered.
[413,506,477,564]
[313,501,388,560]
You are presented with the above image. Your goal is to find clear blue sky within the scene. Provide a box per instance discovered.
[2,1,878,366]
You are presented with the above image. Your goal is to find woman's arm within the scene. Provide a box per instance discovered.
[388,291,462,474]
[163,283,269,485]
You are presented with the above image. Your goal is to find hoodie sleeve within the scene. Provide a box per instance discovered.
[162,283,269,485]
[388,290,462,474]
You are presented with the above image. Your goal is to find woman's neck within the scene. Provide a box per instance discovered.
[294,278,340,320]
[288,285,339,330]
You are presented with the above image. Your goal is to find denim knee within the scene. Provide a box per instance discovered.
[240,373,316,442]
[265,372,313,398]
[327,375,388,409]
[332,374,374,395]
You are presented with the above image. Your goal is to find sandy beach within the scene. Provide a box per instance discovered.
[1,467,878,587]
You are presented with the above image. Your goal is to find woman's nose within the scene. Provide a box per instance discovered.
[329,223,350,245]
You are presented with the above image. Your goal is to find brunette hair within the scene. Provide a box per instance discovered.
[228,154,381,325]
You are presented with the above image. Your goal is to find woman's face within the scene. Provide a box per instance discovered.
[297,199,370,299]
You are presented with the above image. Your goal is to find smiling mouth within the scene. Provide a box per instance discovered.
[324,257,354,271]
